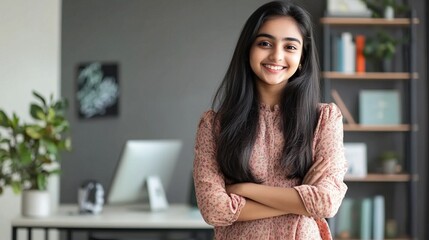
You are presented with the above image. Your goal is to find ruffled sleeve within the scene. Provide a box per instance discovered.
[294,103,348,218]
[193,111,246,226]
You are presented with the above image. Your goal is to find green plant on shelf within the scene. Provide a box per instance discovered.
[364,31,399,60]
[360,0,409,18]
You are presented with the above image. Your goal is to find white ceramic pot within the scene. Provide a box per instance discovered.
[22,190,50,218]
[382,159,397,174]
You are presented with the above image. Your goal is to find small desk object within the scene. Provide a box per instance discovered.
[11,204,213,240]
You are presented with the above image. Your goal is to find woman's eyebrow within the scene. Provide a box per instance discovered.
[255,33,302,45]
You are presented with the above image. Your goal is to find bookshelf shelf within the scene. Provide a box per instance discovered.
[345,173,411,182]
[343,124,411,132]
[322,71,419,80]
[320,17,419,25]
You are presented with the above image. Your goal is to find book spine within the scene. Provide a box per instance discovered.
[360,198,372,240]
[355,35,366,73]
[373,195,385,240]
[342,32,355,73]
[336,36,344,72]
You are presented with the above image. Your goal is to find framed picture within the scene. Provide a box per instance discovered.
[359,90,401,125]
[344,142,367,177]
[76,62,119,119]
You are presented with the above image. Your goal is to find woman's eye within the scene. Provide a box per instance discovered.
[286,45,297,50]
[257,41,272,47]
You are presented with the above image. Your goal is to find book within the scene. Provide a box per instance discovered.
[331,89,356,124]
[344,143,367,177]
[335,198,355,238]
[359,90,401,125]
[360,198,373,240]
[355,35,366,73]
[373,195,385,240]
[342,32,355,73]
[336,36,344,72]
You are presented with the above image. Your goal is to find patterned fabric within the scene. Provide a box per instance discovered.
[193,103,348,240]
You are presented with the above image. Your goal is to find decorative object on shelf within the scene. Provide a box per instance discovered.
[359,89,401,125]
[379,151,400,174]
[327,0,371,17]
[344,143,367,177]
[0,91,71,217]
[77,62,120,119]
[385,218,398,238]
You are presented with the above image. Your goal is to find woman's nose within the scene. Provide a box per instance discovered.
[270,47,284,62]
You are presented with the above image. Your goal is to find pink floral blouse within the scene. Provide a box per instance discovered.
[193,103,348,240]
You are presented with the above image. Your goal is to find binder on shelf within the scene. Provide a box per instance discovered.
[331,89,356,124]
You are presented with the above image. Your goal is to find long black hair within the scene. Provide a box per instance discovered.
[212,1,321,183]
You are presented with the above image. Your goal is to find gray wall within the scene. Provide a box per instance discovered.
[60,0,325,204]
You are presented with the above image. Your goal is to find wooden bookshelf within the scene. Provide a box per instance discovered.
[343,124,411,132]
[345,173,411,182]
[320,17,420,25]
[322,71,419,80]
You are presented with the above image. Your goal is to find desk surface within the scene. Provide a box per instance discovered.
[12,204,212,230]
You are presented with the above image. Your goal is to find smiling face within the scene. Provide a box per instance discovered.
[249,16,303,92]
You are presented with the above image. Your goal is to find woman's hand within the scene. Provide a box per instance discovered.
[302,158,330,185]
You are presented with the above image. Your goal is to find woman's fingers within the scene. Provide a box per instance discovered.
[303,158,330,185]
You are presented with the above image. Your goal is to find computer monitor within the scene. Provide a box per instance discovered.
[107,140,182,207]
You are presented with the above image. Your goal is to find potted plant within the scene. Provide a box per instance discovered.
[364,30,401,72]
[360,0,409,18]
[0,91,71,217]
[379,151,399,174]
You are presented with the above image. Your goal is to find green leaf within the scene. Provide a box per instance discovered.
[30,104,45,120]
[11,182,22,194]
[37,174,47,190]
[43,140,58,155]
[0,110,10,127]
[0,186,3,195]
[18,143,32,164]
[10,113,20,129]
[32,91,47,108]
[47,107,55,122]
[50,169,62,175]
[25,125,42,139]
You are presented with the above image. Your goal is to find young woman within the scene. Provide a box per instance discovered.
[193,1,348,239]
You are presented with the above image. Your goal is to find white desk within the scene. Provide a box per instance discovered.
[11,204,213,240]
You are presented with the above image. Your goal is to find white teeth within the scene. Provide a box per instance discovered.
[264,64,284,70]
